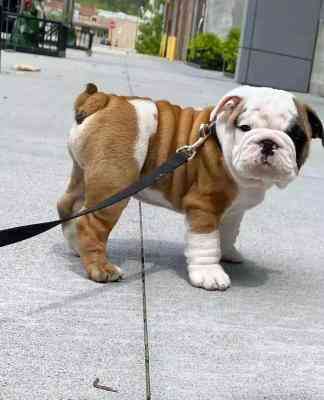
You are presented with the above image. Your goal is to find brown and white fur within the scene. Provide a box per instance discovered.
[57,84,324,291]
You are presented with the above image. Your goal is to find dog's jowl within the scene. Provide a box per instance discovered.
[57,84,324,290]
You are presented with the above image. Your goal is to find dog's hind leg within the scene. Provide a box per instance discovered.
[57,160,85,255]
[57,160,84,219]
[75,161,139,283]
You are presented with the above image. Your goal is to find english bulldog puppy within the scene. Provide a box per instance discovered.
[57,84,323,290]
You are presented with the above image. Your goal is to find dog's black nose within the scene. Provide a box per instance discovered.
[259,139,278,156]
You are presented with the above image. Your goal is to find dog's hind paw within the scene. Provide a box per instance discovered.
[87,263,124,283]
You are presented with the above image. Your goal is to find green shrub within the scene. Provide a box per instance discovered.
[187,33,223,71]
[222,27,240,74]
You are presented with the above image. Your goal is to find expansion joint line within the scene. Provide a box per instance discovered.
[124,54,152,400]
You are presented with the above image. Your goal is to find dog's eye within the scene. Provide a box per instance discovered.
[238,124,252,132]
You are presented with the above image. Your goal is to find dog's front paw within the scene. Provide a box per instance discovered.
[221,247,244,264]
[188,265,231,291]
[87,263,124,283]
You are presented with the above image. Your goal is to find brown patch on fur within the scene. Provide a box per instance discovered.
[293,99,312,166]
[76,92,111,117]
[74,83,152,124]
[59,96,141,282]
[141,100,238,233]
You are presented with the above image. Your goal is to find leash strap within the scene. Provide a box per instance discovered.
[0,119,220,248]
[0,150,190,248]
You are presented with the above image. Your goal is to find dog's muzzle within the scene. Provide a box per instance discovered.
[232,129,298,188]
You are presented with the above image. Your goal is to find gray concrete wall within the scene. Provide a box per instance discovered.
[236,0,322,93]
[310,3,324,96]
[204,0,245,38]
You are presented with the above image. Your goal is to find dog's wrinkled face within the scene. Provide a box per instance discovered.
[212,86,324,189]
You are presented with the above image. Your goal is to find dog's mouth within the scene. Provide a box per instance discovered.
[232,129,298,187]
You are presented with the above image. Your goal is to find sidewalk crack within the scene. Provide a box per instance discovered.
[139,201,151,400]
[124,54,152,400]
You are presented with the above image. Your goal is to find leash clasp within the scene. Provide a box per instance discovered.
[176,123,213,161]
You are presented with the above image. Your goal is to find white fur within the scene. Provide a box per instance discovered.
[211,86,297,124]
[128,99,158,169]
[62,220,80,256]
[211,86,299,190]
[185,230,231,290]
[220,212,244,263]
[134,188,174,210]
[209,85,300,268]
[220,186,266,262]
[129,100,176,210]
[68,114,97,167]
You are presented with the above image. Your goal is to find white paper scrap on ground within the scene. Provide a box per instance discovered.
[14,64,41,72]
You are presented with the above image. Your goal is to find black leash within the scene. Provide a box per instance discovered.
[0,121,218,248]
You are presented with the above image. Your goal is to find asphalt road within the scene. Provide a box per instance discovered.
[0,48,323,400]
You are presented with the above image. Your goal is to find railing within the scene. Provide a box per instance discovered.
[0,11,67,57]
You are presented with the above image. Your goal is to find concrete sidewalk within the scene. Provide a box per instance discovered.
[0,48,323,400]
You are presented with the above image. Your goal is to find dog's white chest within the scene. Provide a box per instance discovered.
[226,187,266,216]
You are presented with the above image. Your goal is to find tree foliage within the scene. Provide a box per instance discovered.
[135,0,164,56]
[222,27,240,74]
[187,28,241,73]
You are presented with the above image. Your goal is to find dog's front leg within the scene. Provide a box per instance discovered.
[220,211,244,263]
[185,211,231,291]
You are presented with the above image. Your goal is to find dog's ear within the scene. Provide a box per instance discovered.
[85,83,98,95]
[210,96,243,122]
[305,105,324,146]
[74,83,98,112]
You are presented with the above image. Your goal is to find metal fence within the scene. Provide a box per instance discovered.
[0,0,94,70]
[1,11,67,57]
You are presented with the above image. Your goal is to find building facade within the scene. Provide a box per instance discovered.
[204,0,245,38]
[161,0,207,61]
[310,2,324,95]
[45,0,139,49]
[161,0,245,61]
[97,11,138,49]
[236,0,322,93]
[161,0,324,95]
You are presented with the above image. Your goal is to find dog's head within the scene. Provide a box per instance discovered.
[74,83,110,124]
[211,86,324,189]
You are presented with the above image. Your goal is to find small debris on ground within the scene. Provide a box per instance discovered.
[14,64,41,72]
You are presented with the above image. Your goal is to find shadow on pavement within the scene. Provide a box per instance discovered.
[53,238,280,290]
[0,239,282,324]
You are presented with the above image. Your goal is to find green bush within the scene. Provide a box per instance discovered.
[187,33,223,71]
[222,27,240,74]
[187,28,241,73]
